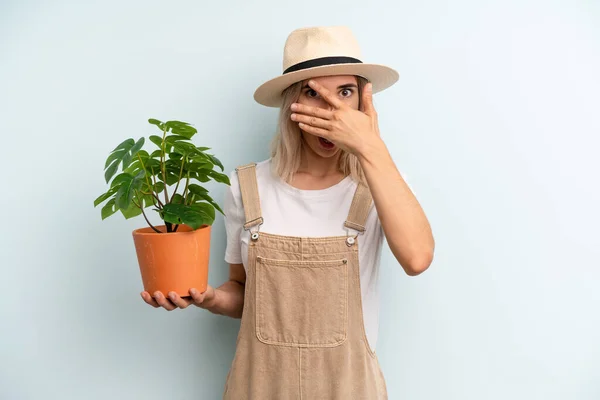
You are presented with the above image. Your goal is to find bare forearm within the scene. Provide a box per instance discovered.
[358,139,434,275]
[206,280,245,318]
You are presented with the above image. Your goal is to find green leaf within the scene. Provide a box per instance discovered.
[191,172,210,183]
[206,169,231,185]
[190,191,225,216]
[205,154,224,171]
[148,118,165,131]
[146,158,161,172]
[191,152,213,164]
[142,193,155,208]
[110,172,133,189]
[149,135,163,148]
[172,141,197,156]
[110,138,135,153]
[124,160,142,176]
[153,181,165,193]
[103,138,142,183]
[115,170,144,210]
[186,161,213,172]
[122,137,145,169]
[165,121,197,139]
[137,150,150,160]
[165,135,192,144]
[101,198,118,220]
[104,160,120,184]
[150,135,175,155]
[164,171,181,186]
[192,202,215,221]
[94,185,119,207]
[150,149,162,158]
[162,203,214,230]
[188,184,209,194]
[104,148,124,170]
[120,198,143,219]
[165,159,183,174]
[171,193,185,204]
[124,150,151,176]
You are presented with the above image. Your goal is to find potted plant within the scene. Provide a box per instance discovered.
[93,118,230,298]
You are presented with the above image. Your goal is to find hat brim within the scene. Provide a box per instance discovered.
[253,63,399,107]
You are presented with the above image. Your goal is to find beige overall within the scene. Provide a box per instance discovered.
[223,163,388,400]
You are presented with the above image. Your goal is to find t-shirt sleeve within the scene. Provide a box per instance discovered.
[223,170,245,265]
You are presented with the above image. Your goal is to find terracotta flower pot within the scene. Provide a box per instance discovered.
[132,224,210,298]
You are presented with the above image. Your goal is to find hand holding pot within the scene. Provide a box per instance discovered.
[141,286,216,311]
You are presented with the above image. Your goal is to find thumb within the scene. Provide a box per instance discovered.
[361,83,376,117]
[190,286,209,302]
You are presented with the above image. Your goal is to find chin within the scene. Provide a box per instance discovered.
[317,147,340,158]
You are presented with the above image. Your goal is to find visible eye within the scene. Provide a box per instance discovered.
[306,89,319,98]
[340,88,354,98]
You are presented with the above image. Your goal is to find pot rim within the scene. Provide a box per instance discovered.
[132,224,211,236]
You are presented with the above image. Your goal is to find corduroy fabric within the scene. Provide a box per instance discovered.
[223,164,387,399]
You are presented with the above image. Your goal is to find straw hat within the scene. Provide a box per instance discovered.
[253,26,399,107]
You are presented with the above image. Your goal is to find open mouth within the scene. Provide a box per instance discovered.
[318,137,335,150]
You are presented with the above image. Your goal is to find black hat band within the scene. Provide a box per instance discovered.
[283,56,363,74]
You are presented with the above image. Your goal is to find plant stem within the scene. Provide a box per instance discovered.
[148,166,163,209]
[170,156,190,234]
[172,155,186,199]
[139,154,164,208]
[140,190,163,208]
[142,207,162,233]
[183,172,191,205]
[133,191,161,233]
[160,126,170,205]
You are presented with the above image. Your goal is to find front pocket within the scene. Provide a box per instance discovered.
[255,256,348,347]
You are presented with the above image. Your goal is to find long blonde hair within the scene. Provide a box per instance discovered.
[270,76,369,186]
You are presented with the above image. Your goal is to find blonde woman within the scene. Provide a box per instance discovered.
[142,26,434,399]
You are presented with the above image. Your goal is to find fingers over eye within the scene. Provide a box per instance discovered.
[291,113,331,129]
[307,80,343,109]
[299,123,330,138]
[291,103,334,120]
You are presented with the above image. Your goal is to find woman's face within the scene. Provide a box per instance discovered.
[295,75,360,159]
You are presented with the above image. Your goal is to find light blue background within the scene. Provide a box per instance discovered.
[1,0,599,399]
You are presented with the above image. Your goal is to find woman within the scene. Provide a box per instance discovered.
[142,26,434,399]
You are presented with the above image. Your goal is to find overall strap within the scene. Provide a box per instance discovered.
[235,163,263,230]
[344,182,373,233]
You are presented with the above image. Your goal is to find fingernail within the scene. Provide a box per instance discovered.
[291,103,298,110]
[169,292,176,300]
[309,80,315,86]
[154,292,161,299]
[190,288,197,295]
[291,114,297,120]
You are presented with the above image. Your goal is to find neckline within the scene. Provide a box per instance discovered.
[273,169,354,198]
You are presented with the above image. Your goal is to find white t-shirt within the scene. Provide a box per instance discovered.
[223,158,391,351]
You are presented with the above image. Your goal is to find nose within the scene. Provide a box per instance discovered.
[321,99,335,111]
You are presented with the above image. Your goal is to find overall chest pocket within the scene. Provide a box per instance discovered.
[255,256,349,348]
